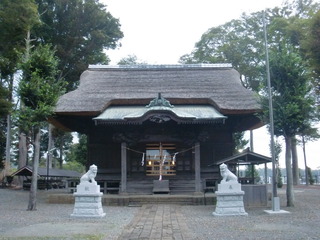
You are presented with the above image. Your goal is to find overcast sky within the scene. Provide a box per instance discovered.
[103,0,286,64]
[100,0,320,171]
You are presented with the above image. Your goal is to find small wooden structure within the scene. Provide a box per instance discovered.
[11,166,81,190]
[215,149,272,206]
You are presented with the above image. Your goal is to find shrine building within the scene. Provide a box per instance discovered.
[50,64,263,195]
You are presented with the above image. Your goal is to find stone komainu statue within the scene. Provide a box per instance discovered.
[80,164,98,184]
[219,163,238,183]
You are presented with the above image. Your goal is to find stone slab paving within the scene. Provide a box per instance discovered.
[117,204,194,240]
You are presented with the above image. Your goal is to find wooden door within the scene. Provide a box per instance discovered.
[145,143,176,176]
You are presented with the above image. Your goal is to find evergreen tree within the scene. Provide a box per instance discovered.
[65,134,88,167]
[18,44,65,210]
[34,0,123,90]
[0,0,39,177]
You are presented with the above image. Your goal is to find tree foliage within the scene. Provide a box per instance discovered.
[0,0,40,174]
[303,10,320,102]
[0,84,11,118]
[0,0,39,79]
[180,0,320,92]
[34,0,123,90]
[52,128,73,169]
[0,83,11,167]
[0,0,123,175]
[18,45,65,131]
[244,165,260,182]
[65,134,88,167]
[262,43,318,138]
[118,54,147,65]
[233,132,249,154]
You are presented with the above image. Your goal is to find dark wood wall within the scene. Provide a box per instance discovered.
[87,120,234,178]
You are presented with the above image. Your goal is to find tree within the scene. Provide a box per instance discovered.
[34,0,123,90]
[118,54,147,65]
[18,44,65,210]
[0,0,39,78]
[0,0,39,178]
[272,140,283,188]
[307,167,315,184]
[0,84,12,170]
[52,128,73,169]
[65,134,88,167]
[300,127,319,185]
[244,165,260,183]
[0,84,11,118]
[262,42,318,206]
[303,10,320,103]
[233,132,249,154]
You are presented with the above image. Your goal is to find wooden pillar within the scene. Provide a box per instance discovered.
[121,142,127,193]
[194,142,201,192]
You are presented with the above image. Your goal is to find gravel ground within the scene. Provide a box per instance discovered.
[182,185,320,240]
[0,188,138,240]
[0,185,319,240]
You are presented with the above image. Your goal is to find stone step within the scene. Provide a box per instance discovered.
[47,192,217,206]
[126,179,196,194]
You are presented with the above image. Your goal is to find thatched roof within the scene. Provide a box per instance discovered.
[55,64,260,116]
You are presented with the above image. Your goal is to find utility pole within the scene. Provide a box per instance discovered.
[263,10,280,212]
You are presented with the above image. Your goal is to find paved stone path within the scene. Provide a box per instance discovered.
[117,204,194,240]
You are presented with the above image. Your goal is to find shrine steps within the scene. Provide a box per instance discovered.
[126,175,196,195]
[46,192,216,206]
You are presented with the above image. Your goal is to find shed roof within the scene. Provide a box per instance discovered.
[11,166,82,178]
[55,64,260,116]
[215,149,272,166]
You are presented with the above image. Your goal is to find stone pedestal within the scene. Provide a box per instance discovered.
[213,182,248,216]
[153,180,170,193]
[71,182,106,218]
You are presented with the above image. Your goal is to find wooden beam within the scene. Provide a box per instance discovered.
[195,142,201,192]
[121,142,127,193]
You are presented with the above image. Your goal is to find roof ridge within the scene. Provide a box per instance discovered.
[88,63,232,70]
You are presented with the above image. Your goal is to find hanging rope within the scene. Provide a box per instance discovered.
[141,153,145,166]
[121,145,196,166]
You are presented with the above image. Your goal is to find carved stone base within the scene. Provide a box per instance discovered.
[71,182,106,218]
[213,182,248,216]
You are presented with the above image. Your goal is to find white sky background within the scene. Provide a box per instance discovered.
[101,0,320,170]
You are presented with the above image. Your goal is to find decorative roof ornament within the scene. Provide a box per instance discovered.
[146,93,174,108]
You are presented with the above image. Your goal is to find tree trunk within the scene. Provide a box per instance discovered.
[291,137,299,185]
[4,114,11,178]
[302,136,308,186]
[4,75,13,179]
[27,128,40,211]
[285,136,294,207]
[47,124,54,169]
[18,132,28,187]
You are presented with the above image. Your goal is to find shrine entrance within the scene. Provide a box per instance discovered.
[145,143,176,176]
